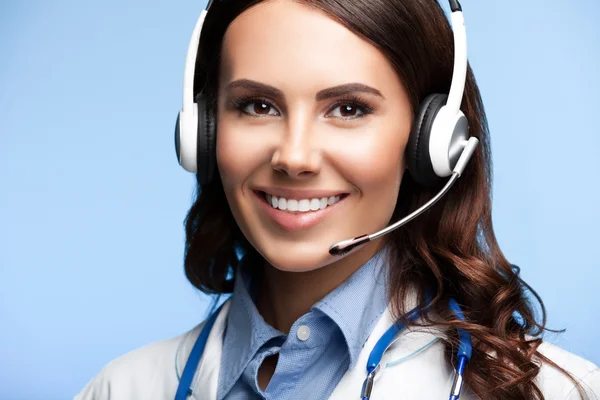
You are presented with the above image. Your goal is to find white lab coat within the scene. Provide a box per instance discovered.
[75,300,600,399]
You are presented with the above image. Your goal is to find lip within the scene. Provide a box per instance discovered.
[253,190,349,232]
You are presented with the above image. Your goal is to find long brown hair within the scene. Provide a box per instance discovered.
[182,0,584,398]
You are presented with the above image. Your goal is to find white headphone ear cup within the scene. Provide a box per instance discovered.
[429,106,469,177]
[174,103,199,173]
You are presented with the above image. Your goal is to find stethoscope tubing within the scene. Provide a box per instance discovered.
[360,298,472,400]
[174,304,222,400]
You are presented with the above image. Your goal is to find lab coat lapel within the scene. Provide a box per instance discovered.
[189,301,230,400]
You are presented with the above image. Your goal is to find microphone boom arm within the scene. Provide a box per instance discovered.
[329,137,479,256]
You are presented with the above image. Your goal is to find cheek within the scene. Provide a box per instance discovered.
[215,128,240,190]
[361,144,405,216]
[332,122,411,231]
[333,126,408,199]
[215,124,261,242]
[216,122,267,189]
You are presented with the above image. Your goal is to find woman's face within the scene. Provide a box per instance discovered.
[216,0,413,272]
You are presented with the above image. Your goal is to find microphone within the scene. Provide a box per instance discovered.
[328,137,479,257]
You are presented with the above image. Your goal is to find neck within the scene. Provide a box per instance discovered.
[256,238,387,334]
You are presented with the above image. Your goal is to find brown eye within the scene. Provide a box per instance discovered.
[328,102,368,119]
[240,100,278,117]
[339,105,358,117]
[253,102,271,114]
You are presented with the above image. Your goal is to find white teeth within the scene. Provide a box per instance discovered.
[298,199,310,212]
[319,197,328,209]
[287,199,298,211]
[264,193,343,213]
[310,199,320,211]
[278,198,287,210]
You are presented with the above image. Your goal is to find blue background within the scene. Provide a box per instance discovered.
[1,1,599,399]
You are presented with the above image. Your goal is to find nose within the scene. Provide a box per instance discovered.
[271,115,322,178]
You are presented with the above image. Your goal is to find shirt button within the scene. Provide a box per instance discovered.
[297,325,311,341]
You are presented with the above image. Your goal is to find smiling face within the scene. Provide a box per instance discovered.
[216,0,413,272]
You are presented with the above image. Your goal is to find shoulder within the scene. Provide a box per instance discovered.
[73,322,205,400]
[535,340,600,399]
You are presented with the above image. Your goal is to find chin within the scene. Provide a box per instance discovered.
[251,236,339,273]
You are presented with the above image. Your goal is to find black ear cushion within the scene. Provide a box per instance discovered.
[204,101,217,182]
[406,93,448,187]
[195,93,217,185]
[174,113,181,164]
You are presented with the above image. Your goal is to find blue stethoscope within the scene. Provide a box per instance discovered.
[174,298,472,400]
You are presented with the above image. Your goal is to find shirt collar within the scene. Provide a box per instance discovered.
[220,260,283,390]
[313,244,390,369]
[219,244,391,394]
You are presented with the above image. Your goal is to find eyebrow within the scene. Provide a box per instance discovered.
[225,79,385,100]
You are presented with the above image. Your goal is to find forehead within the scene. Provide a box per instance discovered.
[220,0,400,93]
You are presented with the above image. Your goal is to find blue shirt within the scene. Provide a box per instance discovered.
[216,246,390,400]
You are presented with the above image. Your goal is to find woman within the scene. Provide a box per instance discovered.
[76,0,599,399]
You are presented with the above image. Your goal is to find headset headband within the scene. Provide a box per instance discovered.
[179,0,467,115]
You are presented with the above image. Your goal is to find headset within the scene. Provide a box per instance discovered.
[174,0,479,256]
